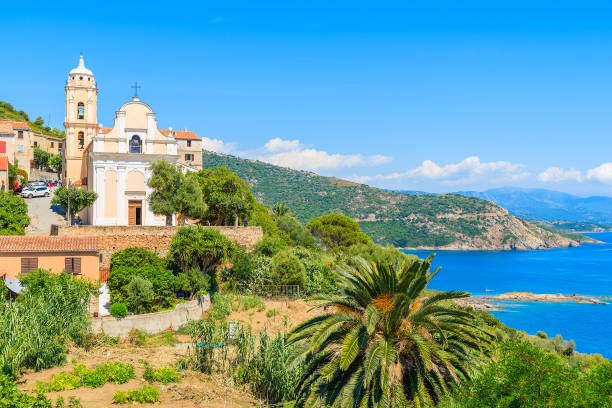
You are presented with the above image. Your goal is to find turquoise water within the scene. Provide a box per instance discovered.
[404,232,612,357]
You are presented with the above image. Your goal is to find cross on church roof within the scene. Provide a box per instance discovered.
[131,82,141,97]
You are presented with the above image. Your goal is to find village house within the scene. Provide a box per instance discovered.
[0,235,101,281]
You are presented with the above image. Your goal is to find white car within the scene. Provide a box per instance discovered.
[21,186,50,198]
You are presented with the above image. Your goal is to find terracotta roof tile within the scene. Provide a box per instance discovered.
[0,156,8,171]
[160,129,200,140]
[97,127,112,134]
[0,123,13,133]
[0,236,99,252]
[0,121,30,130]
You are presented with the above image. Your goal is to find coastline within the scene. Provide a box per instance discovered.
[456,291,611,311]
[400,239,602,252]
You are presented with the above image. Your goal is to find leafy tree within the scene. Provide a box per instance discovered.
[288,255,491,407]
[48,154,62,179]
[148,160,206,225]
[277,215,316,248]
[33,147,51,170]
[108,248,175,313]
[147,160,183,225]
[195,166,256,225]
[168,225,234,275]
[0,191,30,235]
[125,276,154,314]
[271,250,306,288]
[51,187,97,224]
[174,267,210,298]
[306,213,371,250]
[8,161,27,189]
[254,234,287,257]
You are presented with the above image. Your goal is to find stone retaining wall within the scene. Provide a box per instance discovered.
[55,225,263,268]
[91,294,210,337]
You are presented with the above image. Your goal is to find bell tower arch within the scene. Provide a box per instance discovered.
[64,55,98,184]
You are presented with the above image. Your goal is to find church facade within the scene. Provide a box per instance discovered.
[63,56,202,226]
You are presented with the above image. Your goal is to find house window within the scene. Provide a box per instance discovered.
[21,257,38,275]
[77,103,85,119]
[0,141,5,154]
[17,144,23,152]
[18,130,23,139]
[18,159,23,166]
[129,135,142,153]
[185,153,193,161]
[50,142,54,148]
[65,257,82,275]
[78,132,84,147]
[187,140,192,147]
[59,143,63,149]
[33,141,38,147]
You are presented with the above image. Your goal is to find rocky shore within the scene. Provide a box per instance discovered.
[456,291,611,311]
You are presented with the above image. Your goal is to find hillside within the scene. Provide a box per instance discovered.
[202,151,596,249]
[0,101,65,138]
[457,187,612,224]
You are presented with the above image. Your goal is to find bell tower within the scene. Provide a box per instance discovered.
[64,55,98,184]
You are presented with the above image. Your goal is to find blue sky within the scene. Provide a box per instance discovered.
[2,1,612,196]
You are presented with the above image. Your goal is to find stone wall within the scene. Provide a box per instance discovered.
[91,294,211,337]
[55,225,263,268]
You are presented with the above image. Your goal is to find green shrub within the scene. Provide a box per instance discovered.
[254,234,287,257]
[125,276,154,314]
[271,250,306,287]
[110,303,128,318]
[114,385,160,403]
[0,190,30,235]
[108,247,175,313]
[143,366,181,384]
[277,215,316,248]
[38,362,135,392]
[0,374,52,407]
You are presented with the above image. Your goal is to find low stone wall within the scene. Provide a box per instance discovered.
[55,225,263,268]
[91,294,210,337]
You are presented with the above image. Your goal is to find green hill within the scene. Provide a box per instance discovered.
[202,151,594,249]
[0,101,65,138]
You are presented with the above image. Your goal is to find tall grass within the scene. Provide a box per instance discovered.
[0,270,94,377]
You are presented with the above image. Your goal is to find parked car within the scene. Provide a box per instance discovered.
[21,186,50,198]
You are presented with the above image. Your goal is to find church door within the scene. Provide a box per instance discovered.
[128,200,143,225]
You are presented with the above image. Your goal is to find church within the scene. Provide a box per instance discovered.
[63,56,202,226]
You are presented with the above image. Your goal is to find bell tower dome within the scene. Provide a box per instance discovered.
[64,55,98,184]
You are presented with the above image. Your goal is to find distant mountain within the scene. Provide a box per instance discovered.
[456,187,612,224]
[202,151,595,250]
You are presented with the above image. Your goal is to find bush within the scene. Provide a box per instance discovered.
[143,366,181,384]
[271,250,306,288]
[0,191,30,235]
[108,247,175,313]
[125,276,154,314]
[38,362,135,392]
[292,247,336,295]
[0,374,51,407]
[254,235,287,257]
[113,385,160,404]
[0,270,94,376]
[168,226,234,274]
[277,215,316,248]
[110,303,128,318]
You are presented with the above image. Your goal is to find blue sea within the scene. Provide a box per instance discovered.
[403,232,612,358]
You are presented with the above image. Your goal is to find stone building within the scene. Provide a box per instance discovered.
[0,121,34,171]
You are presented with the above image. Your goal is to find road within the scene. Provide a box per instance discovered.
[24,188,66,235]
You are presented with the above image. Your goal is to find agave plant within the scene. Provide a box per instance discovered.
[287,254,491,407]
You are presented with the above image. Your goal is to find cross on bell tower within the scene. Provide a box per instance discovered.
[131,82,141,97]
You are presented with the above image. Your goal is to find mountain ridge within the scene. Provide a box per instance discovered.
[202,151,597,250]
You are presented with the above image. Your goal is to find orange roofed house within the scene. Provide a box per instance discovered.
[0,235,101,281]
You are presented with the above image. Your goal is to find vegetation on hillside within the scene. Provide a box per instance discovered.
[201,151,578,248]
[0,101,65,138]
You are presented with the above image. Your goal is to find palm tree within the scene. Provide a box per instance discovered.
[273,203,293,219]
[287,254,491,407]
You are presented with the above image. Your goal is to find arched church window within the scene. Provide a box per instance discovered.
[129,135,142,153]
[78,132,85,148]
[77,102,85,119]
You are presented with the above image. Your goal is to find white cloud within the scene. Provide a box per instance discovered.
[587,163,612,183]
[253,138,391,171]
[350,156,526,186]
[201,137,236,154]
[264,138,301,153]
[537,167,583,182]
